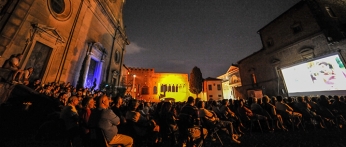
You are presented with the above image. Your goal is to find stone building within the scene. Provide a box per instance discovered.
[236,0,346,98]
[124,67,191,102]
[0,0,128,90]
[203,77,223,101]
[217,65,242,99]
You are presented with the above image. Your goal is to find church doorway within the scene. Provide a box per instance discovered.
[84,58,101,90]
[25,42,52,82]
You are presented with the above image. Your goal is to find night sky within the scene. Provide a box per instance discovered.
[123,0,300,78]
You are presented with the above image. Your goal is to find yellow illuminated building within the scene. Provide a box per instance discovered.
[123,67,191,102]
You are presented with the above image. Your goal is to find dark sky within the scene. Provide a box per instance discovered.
[123,0,300,78]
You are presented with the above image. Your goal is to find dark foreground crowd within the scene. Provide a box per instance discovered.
[2,80,346,147]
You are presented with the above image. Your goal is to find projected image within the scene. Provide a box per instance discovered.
[281,54,346,94]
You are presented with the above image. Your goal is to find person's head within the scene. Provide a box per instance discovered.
[334,95,340,102]
[113,95,123,107]
[187,96,195,105]
[77,90,83,97]
[276,96,283,102]
[262,95,270,103]
[297,96,304,102]
[271,96,277,104]
[211,100,217,106]
[311,97,318,102]
[196,101,205,109]
[161,102,172,113]
[128,99,139,111]
[82,97,95,109]
[138,102,144,110]
[65,87,71,93]
[221,99,229,106]
[304,96,311,102]
[320,95,328,101]
[68,96,79,106]
[59,92,68,100]
[287,97,293,103]
[96,95,110,109]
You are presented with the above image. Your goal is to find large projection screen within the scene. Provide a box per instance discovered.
[281,53,346,96]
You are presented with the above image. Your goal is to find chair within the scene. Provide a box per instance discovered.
[123,119,149,147]
[261,109,275,131]
[276,109,303,131]
[157,115,178,147]
[177,113,204,147]
[89,128,123,147]
[200,117,223,146]
[236,109,263,134]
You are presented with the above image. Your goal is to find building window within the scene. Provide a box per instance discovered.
[153,86,157,94]
[172,84,175,92]
[217,84,221,90]
[291,23,302,34]
[141,86,149,95]
[209,95,213,98]
[208,85,212,90]
[326,7,336,17]
[51,0,65,14]
[218,95,222,98]
[251,73,257,84]
[176,85,178,92]
[161,84,167,92]
[48,0,72,21]
[168,84,171,92]
[114,51,120,63]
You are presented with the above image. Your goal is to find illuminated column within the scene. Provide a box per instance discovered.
[82,51,92,87]
[95,60,103,89]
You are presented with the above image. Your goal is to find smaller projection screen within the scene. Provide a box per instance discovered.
[281,53,346,96]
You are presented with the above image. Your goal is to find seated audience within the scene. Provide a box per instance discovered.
[60,96,81,144]
[219,99,245,134]
[197,101,241,144]
[88,95,133,147]
[178,96,208,145]
[261,95,287,131]
[275,96,302,127]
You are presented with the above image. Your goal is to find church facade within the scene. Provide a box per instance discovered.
[0,0,128,90]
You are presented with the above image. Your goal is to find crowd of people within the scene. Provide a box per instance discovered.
[2,54,346,147]
[16,78,346,147]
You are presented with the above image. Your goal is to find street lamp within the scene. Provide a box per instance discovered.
[132,74,136,98]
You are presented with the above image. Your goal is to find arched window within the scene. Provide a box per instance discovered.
[161,84,167,92]
[172,84,175,92]
[168,84,171,92]
[176,85,178,92]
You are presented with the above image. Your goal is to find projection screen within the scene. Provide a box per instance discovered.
[281,53,346,96]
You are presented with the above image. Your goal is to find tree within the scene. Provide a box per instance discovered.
[189,66,203,98]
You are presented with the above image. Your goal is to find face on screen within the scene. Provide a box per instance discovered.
[281,54,346,94]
